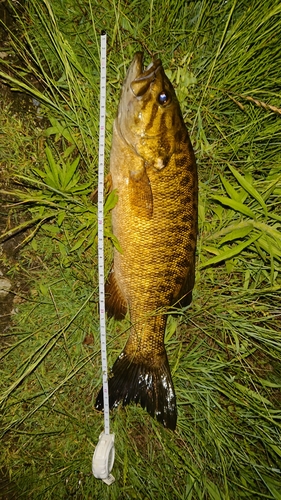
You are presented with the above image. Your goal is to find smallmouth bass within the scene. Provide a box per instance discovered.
[96,52,198,430]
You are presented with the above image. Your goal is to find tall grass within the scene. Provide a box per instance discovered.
[0,0,281,498]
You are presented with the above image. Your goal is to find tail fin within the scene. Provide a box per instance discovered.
[95,351,177,430]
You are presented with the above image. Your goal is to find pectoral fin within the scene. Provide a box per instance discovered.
[90,173,112,203]
[129,167,153,218]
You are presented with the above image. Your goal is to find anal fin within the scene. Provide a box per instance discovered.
[105,268,127,319]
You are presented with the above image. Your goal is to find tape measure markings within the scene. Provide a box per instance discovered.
[97,31,110,436]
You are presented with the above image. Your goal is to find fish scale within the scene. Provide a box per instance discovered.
[96,52,197,429]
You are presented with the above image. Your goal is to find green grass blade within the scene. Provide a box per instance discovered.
[228,164,268,216]
[211,195,256,218]
[200,235,260,268]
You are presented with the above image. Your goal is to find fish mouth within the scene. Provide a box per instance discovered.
[127,52,162,97]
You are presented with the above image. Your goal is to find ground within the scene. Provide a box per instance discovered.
[0,3,44,497]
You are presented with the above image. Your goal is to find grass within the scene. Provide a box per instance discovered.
[0,0,281,498]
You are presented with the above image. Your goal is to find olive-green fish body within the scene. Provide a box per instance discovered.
[96,52,197,429]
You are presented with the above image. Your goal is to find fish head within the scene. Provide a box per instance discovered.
[115,52,185,169]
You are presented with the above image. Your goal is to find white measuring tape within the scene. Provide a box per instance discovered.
[92,31,115,486]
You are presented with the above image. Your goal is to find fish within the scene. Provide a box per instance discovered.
[95,52,198,430]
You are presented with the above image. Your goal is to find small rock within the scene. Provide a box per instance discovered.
[0,278,12,298]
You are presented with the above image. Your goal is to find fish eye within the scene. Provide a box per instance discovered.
[158,91,170,106]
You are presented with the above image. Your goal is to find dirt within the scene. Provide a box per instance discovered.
[0,1,29,338]
[0,2,45,498]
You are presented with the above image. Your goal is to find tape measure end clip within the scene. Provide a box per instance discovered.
[92,432,115,485]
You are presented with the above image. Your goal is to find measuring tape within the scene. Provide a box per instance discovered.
[92,31,115,486]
